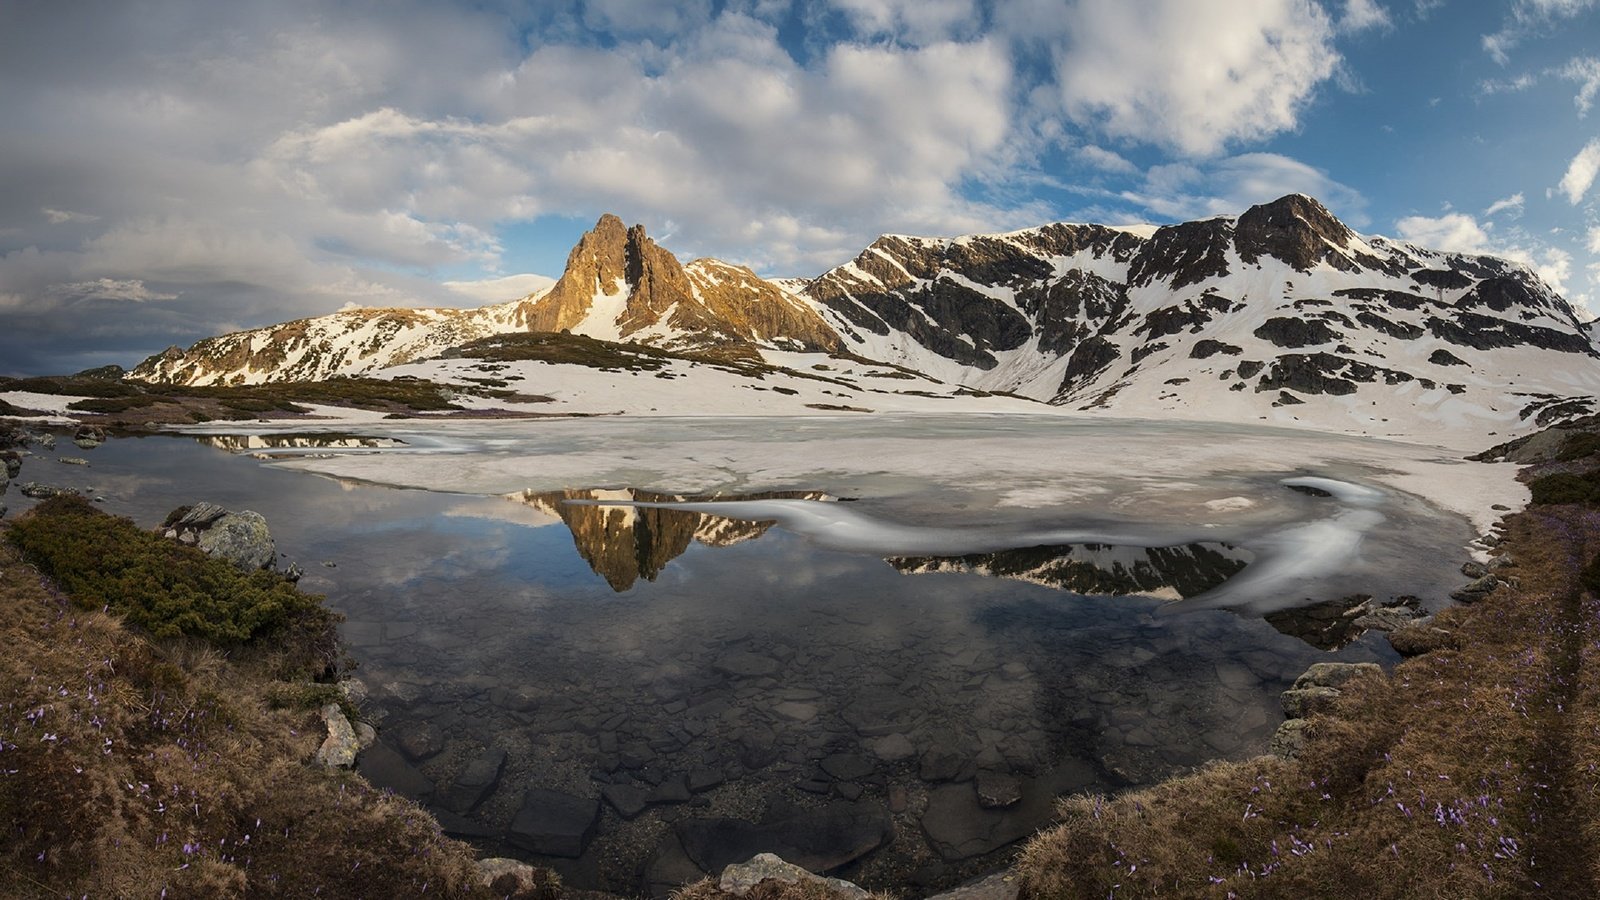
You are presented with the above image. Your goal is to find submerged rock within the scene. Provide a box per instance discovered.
[161,502,277,571]
[718,853,868,899]
[507,789,600,858]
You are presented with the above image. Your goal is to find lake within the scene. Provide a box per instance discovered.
[2,415,1504,894]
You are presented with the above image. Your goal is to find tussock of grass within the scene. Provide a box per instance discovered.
[0,520,493,898]
[1017,506,1600,898]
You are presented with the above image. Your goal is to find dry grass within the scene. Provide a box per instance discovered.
[0,528,495,898]
[1016,506,1600,899]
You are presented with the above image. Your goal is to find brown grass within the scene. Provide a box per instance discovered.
[1016,506,1600,899]
[0,531,496,898]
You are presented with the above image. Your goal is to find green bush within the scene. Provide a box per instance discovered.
[1529,471,1600,506]
[1558,432,1600,461]
[7,495,331,644]
[67,395,168,413]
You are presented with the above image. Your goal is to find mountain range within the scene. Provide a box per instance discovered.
[128,194,1600,442]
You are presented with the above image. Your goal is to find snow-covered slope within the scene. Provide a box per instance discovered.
[797,194,1600,440]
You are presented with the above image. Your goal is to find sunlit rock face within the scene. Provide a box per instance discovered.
[887,542,1252,600]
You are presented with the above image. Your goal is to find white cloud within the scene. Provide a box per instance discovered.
[1339,0,1392,32]
[42,208,100,225]
[1559,138,1600,204]
[47,278,176,303]
[1396,210,1577,298]
[1484,192,1525,217]
[1046,0,1340,157]
[1076,145,1140,174]
[825,0,981,43]
[443,273,556,304]
[1562,56,1600,115]
[1120,152,1368,225]
[1483,0,1600,64]
[1586,225,1600,253]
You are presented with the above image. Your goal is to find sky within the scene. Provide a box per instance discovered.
[2,0,1600,375]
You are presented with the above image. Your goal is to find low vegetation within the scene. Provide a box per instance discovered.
[1015,430,1600,898]
[0,499,497,898]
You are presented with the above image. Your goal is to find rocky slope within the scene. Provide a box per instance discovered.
[128,195,1600,441]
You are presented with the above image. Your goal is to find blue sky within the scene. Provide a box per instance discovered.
[2,0,1599,374]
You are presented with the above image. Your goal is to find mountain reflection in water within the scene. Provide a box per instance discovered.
[196,433,407,455]
[516,489,1253,599]
[505,488,828,591]
[889,542,1252,600]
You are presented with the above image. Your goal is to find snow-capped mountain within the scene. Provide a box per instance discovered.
[127,195,1600,442]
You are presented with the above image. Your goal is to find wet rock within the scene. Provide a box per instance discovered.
[476,858,560,900]
[1450,576,1499,603]
[161,502,277,571]
[920,745,969,783]
[1269,718,1310,759]
[19,482,76,499]
[921,780,1055,861]
[718,853,869,899]
[603,783,652,820]
[868,733,916,762]
[1461,560,1488,578]
[354,721,377,751]
[358,742,433,798]
[314,703,359,769]
[439,746,506,813]
[73,425,106,450]
[688,767,725,792]
[714,651,779,678]
[1487,554,1516,571]
[774,701,818,723]
[842,688,917,736]
[820,753,874,781]
[975,771,1022,809]
[675,801,894,874]
[650,775,692,804]
[507,789,600,858]
[58,456,88,466]
[393,721,445,761]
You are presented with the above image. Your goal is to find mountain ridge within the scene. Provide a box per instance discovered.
[127,195,1600,442]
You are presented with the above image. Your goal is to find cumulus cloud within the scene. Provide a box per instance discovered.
[1559,138,1600,204]
[1047,0,1341,156]
[1396,210,1577,300]
[443,274,556,304]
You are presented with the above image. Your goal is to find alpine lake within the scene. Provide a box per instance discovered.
[7,416,1487,895]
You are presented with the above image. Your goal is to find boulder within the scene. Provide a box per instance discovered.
[1450,576,1499,603]
[1280,686,1340,718]
[718,853,868,899]
[507,789,600,858]
[1269,718,1311,759]
[1388,622,1457,657]
[439,746,506,814]
[314,703,359,769]
[925,871,1022,900]
[19,482,76,499]
[475,858,561,900]
[1291,662,1380,692]
[162,502,276,571]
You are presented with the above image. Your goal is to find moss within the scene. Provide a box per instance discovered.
[7,495,331,646]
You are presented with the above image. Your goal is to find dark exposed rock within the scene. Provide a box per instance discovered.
[1429,348,1468,366]
[1412,268,1473,291]
[1428,312,1597,355]
[1130,341,1168,364]
[1057,336,1120,395]
[1234,194,1356,272]
[1274,391,1304,406]
[1189,339,1242,359]
[1127,217,1233,289]
[1354,310,1424,340]
[1253,317,1338,348]
[1236,360,1264,379]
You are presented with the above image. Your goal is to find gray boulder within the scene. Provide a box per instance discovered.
[162,502,276,571]
[718,853,868,899]
[314,703,359,769]
[19,482,76,499]
[1450,576,1499,603]
[1292,662,1380,692]
[1269,718,1311,759]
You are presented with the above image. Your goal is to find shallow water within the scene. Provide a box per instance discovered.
[2,423,1477,893]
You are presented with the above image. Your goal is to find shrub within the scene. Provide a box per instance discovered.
[1530,471,1600,505]
[7,495,330,645]
[1558,432,1600,461]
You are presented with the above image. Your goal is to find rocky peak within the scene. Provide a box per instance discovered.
[1234,194,1356,272]
[511,214,634,332]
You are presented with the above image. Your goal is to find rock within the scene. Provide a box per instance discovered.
[1,451,21,478]
[1269,718,1310,759]
[161,502,277,571]
[1388,623,1457,657]
[476,858,560,900]
[718,853,869,899]
[921,780,1056,861]
[1487,554,1516,571]
[338,678,368,705]
[1291,662,1381,691]
[19,482,76,499]
[602,783,652,819]
[868,733,916,762]
[314,703,359,769]
[354,721,377,751]
[714,651,779,678]
[925,871,1021,900]
[1280,686,1340,719]
[36,434,55,450]
[975,771,1022,809]
[1461,560,1488,578]
[688,767,725,792]
[920,746,968,783]
[676,801,894,875]
[439,747,506,814]
[843,689,917,736]
[820,753,874,781]
[73,425,106,450]
[283,562,304,582]
[393,721,445,761]
[507,789,600,858]
[357,742,433,799]
[1450,576,1500,603]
